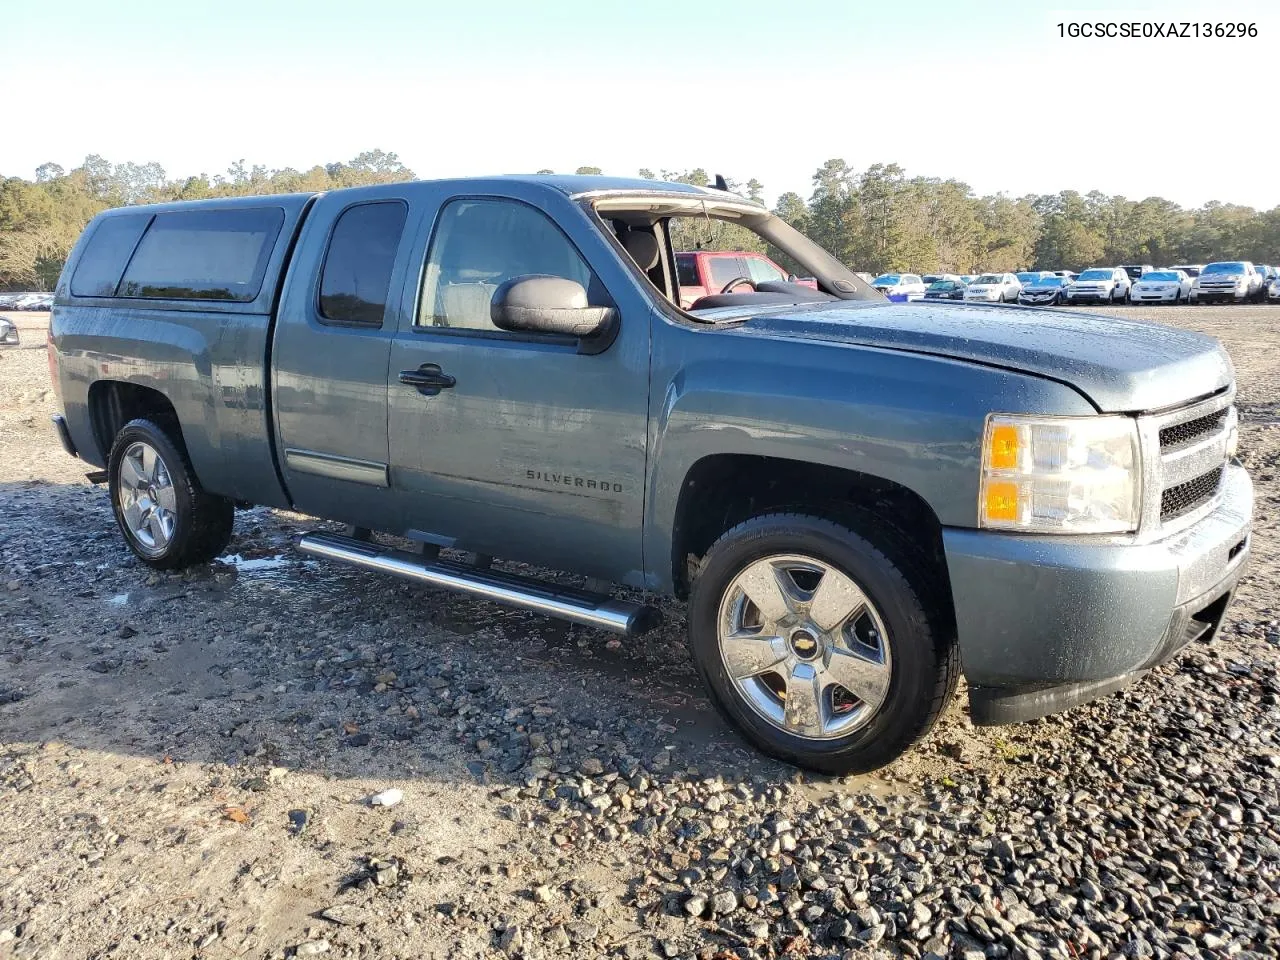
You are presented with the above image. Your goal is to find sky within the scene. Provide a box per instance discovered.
[3,0,1276,210]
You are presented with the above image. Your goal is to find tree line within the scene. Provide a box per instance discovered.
[2,152,1277,290]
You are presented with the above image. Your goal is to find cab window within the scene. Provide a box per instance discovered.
[706,256,748,292]
[747,257,785,284]
[417,198,604,332]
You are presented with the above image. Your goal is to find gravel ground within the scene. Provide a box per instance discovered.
[1,306,1278,960]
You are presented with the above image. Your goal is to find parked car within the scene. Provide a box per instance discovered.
[0,316,19,346]
[1017,275,1071,306]
[1119,265,1155,284]
[675,251,816,309]
[1192,262,1264,303]
[1049,270,1078,281]
[13,293,53,310]
[1270,276,1280,301]
[959,274,978,284]
[1065,267,1131,304]
[924,278,967,300]
[47,174,1252,774]
[1015,271,1051,288]
[1130,269,1194,304]
[963,272,1022,303]
[1169,264,1204,278]
[1255,264,1277,296]
[921,274,962,286]
[870,273,927,301]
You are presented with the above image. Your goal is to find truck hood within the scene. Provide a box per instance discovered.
[723,300,1233,412]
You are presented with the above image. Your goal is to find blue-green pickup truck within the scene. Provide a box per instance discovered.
[47,175,1252,773]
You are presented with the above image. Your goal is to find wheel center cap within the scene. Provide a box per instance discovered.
[789,629,821,661]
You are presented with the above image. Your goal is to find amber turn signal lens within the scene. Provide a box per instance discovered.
[988,424,1019,470]
[983,481,1020,523]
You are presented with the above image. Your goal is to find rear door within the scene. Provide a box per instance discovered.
[271,186,416,531]
[384,183,651,585]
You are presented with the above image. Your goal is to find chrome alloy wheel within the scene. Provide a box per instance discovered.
[716,554,892,740]
[116,441,177,555]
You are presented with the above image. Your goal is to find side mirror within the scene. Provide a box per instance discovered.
[490,275,617,343]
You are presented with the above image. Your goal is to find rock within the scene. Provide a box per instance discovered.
[564,921,598,943]
[369,788,403,807]
[683,894,707,917]
[532,884,553,903]
[710,889,738,914]
[287,809,309,835]
[1004,902,1036,927]
[499,925,523,955]
[858,923,886,945]
[744,917,770,940]
[294,941,330,957]
[580,757,604,775]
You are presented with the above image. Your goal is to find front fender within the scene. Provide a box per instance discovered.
[642,328,1097,592]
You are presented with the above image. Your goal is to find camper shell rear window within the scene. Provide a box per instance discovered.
[70,214,153,298]
[113,207,285,302]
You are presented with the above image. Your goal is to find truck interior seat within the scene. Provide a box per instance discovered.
[435,281,499,329]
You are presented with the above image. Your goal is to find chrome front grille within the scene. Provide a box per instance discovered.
[1138,390,1235,534]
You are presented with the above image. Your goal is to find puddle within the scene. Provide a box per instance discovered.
[217,552,293,573]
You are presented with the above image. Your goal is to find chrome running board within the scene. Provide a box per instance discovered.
[297,532,659,637]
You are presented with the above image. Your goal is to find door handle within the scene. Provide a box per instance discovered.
[398,363,456,397]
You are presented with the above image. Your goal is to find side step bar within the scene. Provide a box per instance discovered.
[297,532,660,637]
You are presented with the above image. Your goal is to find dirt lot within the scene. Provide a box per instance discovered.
[1,306,1278,960]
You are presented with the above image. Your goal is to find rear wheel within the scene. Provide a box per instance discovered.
[108,419,234,570]
[687,513,958,774]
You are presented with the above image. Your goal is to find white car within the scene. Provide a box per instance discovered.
[1192,262,1264,303]
[870,273,927,301]
[1130,269,1193,304]
[12,293,50,310]
[963,272,1022,303]
[1065,267,1131,304]
[1270,277,1280,301]
[0,316,19,346]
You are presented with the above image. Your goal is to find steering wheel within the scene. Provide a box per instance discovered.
[719,277,756,294]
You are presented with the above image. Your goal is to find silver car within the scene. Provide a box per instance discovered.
[1130,269,1193,304]
[0,317,19,346]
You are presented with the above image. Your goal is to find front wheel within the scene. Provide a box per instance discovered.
[687,513,959,774]
[108,419,234,570]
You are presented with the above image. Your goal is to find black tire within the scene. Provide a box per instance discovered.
[687,512,959,774]
[107,418,234,570]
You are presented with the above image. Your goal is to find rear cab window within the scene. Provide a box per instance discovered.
[117,207,285,301]
[676,254,701,288]
[318,201,409,325]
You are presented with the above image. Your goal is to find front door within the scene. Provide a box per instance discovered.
[386,192,651,586]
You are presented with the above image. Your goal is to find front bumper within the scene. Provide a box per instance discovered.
[1132,289,1180,302]
[0,324,18,345]
[944,463,1252,724]
[1194,287,1248,302]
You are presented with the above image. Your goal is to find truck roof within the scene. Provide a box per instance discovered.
[88,175,736,221]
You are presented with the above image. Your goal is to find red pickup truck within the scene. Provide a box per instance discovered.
[676,250,816,308]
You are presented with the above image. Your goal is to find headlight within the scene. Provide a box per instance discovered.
[980,414,1141,533]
